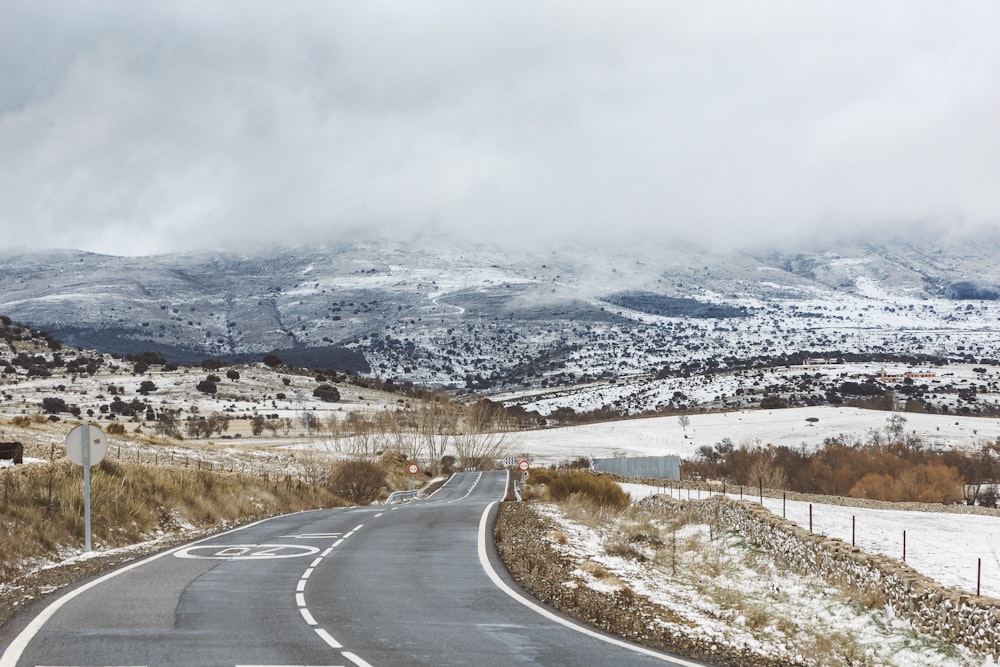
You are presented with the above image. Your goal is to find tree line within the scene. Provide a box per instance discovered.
[684,414,997,505]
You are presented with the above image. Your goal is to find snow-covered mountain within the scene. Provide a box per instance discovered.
[2,239,999,399]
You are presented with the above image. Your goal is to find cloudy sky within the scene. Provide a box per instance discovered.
[1,1,998,256]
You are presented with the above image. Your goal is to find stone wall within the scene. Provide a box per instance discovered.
[640,494,1000,658]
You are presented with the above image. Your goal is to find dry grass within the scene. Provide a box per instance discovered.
[0,458,343,585]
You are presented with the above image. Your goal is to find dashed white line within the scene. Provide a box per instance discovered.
[341,651,375,667]
[296,580,307,593]
[300,608,318,626]
[302,567,315,580]
[315,628,343,649]
[295,593,307,607]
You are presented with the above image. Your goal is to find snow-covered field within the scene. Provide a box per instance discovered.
[513,405,1000,465]
[622,482,1000,598]
[515,408,1000,598]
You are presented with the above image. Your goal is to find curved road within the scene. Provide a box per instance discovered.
[0,471,703,666]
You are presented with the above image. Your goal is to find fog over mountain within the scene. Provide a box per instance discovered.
[2,3,999,256]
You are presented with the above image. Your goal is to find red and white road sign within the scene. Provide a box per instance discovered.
[517,459,530,472]
[407,463,419,475]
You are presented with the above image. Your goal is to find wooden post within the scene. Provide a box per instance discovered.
[903,530,907,562]
[782,492,786,518]
[809,504,813,533]
[852,515,856,546]
[978,558,982,596]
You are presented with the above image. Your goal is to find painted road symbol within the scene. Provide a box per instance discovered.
[174,544,321,560]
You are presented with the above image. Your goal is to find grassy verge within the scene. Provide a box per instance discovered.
[0,458,343,590]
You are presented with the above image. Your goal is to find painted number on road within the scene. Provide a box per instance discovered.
[174,544,321,560]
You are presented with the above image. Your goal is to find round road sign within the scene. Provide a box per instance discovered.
[518,459,530,472]
[64,424,108,467]
[407,463,419,475]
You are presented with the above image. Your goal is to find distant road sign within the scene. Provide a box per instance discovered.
[407,463,419,475]
[65,424,108,467]
[518,459,530,472]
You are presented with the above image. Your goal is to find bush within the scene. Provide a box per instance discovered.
[330,460,386,504]
[41,397,69,414]
[313,384,341,403]
[537,471,629,509]
[196,380,217,394]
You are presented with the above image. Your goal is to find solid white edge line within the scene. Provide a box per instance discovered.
[0,513,285,667]
[422,472,456,500]
[476,493,703,665]
[341,650,375,667]
[315,627,343,649]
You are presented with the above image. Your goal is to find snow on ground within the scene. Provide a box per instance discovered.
[622,482,1000,598]
[537,502,984,667]
[513,406,1000,466]
[509,407,1000,599]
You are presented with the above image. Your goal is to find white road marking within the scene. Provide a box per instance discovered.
[315,628,343,649]
[174,544,320,560]
[296,580,307,593]
[477,473,700,665]
[301,567,315,580]
[0,514,282,667]
[310,558,323,568]
[321,547,334,557]
[447,471,483,503]
[341,651,375,667]
[300,607,318,626]
[279,533,344,540]
[295,593,307,607]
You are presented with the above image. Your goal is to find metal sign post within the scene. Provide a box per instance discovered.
[65,424,108,553]
[83,424,91,551]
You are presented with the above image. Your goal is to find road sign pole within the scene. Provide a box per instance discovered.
[83,423,92,552]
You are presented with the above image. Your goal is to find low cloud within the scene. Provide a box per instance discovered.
[1,2,998,256]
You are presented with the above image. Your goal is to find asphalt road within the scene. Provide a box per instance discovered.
[0,471,705,667]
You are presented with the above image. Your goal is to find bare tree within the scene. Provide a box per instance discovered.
[413,396,457,475]
[678,415,691,432]
[451,399,516,470]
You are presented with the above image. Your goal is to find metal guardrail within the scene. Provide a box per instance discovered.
[384,490,420,504]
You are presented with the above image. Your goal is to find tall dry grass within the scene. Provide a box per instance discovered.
[0,459,343,584]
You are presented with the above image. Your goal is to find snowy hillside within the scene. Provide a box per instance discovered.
[3,239,1000,417]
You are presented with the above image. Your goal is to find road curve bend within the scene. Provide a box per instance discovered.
[0,471,705,666]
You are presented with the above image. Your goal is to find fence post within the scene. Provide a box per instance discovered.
[903,530,907,562]
[978,558,982,596]
[782,492,786,518]
[809,504,813,533]
[852,515,856,547]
